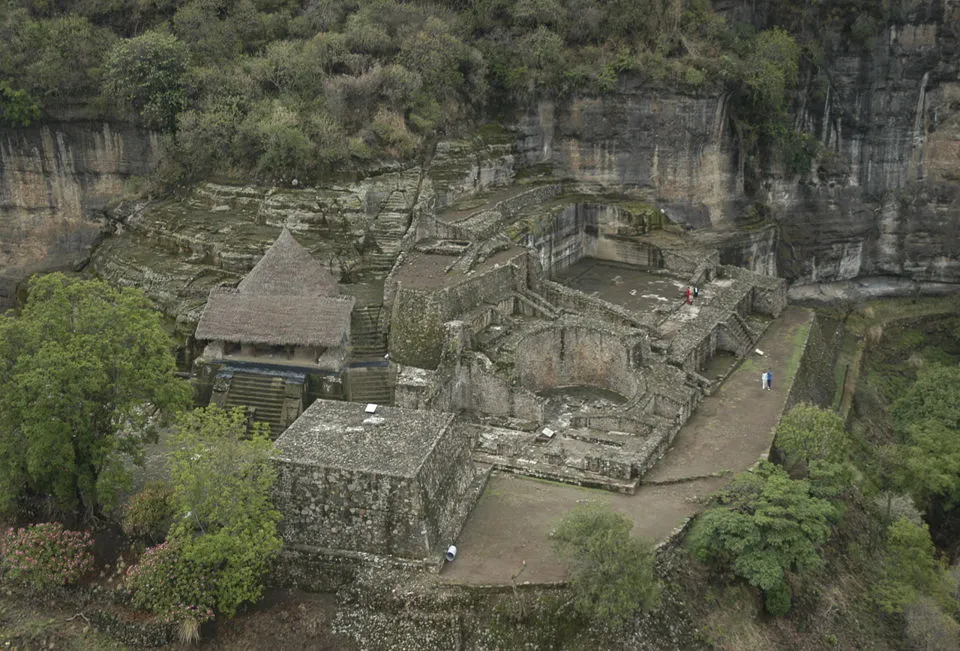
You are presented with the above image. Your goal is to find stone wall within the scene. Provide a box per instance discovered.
[416,421,479,549]
[432,353,543,422]
[389,259,527,368]
[274,462,429,558]
[514,323,641,398]
[784,314,845,411]
[0,120,160,307]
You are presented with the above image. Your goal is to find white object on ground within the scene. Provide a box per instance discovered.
[755,349,765,356]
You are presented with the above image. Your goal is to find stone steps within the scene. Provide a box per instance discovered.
[224,372,287,435]
[345,367,395,404]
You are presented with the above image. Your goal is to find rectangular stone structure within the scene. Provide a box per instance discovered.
[273,399,476,560]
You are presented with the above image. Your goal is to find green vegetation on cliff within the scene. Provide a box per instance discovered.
[0,0,810,184]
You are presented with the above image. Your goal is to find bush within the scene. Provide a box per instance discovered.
[0,522,94,587]
[553,504,661,624]
[763,580,792,616]
[123,540,216,626]
[123,482,175,543]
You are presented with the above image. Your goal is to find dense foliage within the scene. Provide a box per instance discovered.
[0,274,191,521]
[0,0,816,183]
[688,460,838,614]
[0,522,94,587]
[553,504,660,624]
[166,406,282,618]
[122,482,176,543]
[124,539,217,625]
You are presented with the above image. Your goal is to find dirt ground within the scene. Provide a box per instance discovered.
[441,306,813,585]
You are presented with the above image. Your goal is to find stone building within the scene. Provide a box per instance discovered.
[195,229,355,433]
[272,399,484,561]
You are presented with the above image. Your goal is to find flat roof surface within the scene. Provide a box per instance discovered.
[392,247,526,290]
[273,399,455,477]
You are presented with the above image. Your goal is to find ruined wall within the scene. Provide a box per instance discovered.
[390,261,526,368]
[0,120,160,307]
[416,422,478,549]
[435,354,543,422]
[515,324,640,398]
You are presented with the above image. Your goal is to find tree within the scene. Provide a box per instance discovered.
[102,31,190,131]
[888,365,960,510]
[687,461,837,614]
[0,79,41,126]
[0,273,190,520]
[774,404,849,474]
[875,518,953,614]
[167,406,282,617]
[553,504,661,624]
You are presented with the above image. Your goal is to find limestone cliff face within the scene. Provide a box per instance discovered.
[517,1,960,286]
[0,120,160,307]
[771,5,960,284]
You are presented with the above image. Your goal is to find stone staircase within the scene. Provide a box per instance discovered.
[723,312,756,357]
[514,288,559,319]
[345,366,396,405]
[363,190,414,275]
[351,305,389,362]
[224,372,287,435]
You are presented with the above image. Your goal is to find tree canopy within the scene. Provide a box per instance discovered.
[0,273,190,520]
[167,406,282,617]
[553,504,661,624]
[687,461,838,613]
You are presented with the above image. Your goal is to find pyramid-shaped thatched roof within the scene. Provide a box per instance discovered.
[237,228,338,297]
[195,229,353,347]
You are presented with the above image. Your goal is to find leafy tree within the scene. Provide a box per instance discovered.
[102,31,190,131]
[23,16,115,99]
[687,461,837,613]
[875,518,953,614]
[167,406,282,617]
[0,273,190,520]
[887,365,960,510]
[774,403,849,474]
[0,80,41,126]
[553,504,661,624]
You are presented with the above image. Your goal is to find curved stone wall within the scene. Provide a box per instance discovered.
[514,324,641,399]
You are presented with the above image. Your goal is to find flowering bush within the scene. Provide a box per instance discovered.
[123,540,215,626]
[0,522,94,587]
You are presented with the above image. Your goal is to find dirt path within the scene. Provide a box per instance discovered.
[440,307,813,585]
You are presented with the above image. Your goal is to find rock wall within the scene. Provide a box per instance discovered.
[516,1,960,286]
[0,121,160,308]
[784,314,845,412]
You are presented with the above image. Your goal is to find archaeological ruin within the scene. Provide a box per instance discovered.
[178,174,788,571]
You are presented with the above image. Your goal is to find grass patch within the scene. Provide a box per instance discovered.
[785,321,812,380]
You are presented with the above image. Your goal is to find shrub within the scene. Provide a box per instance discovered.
[553,504,661,624]
[0,522,94,587]
[123,482,176,543]
[763,580,792,616]
[123,540,216,626]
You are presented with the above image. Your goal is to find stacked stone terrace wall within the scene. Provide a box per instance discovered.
[390,260,527,368]
[416,422,478,548]
[274,462,429,558]
[540,280,654,331]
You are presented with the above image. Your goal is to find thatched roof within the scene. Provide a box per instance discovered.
[237,228,338,297]
[196,229,352,346]
[196,289,355,347]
